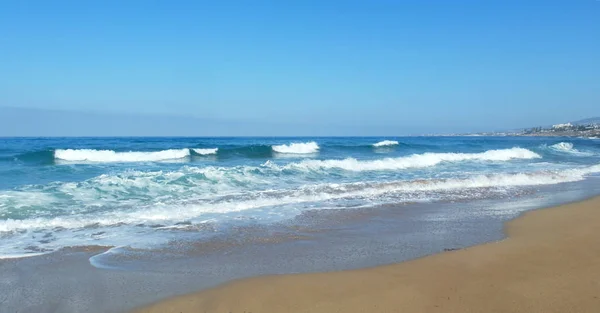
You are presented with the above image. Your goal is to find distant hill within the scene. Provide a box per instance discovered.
[571,117,600,125]
[468,116,600,137]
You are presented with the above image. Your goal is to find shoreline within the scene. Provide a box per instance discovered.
[3,182,599,313]
[134,195,600,313]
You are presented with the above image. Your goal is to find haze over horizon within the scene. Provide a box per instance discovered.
[1,1,598,136]
[0,106,597,137]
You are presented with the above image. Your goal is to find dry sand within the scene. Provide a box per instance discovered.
[134,196,600,313]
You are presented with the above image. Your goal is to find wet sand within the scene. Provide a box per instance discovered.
[135,196,600,313]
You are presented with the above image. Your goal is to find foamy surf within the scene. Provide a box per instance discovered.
[272,142,320,154]
[3,136,600,259]
[2,164,599,235]
[373,140,399,147]
[0,252,47,260]
[192,148,218,155]
[54,148,190,162]
[267,147,541,172]
[546,142,593,156]
[550,142,575,152]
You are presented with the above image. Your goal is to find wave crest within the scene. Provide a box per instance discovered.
[547,142,593,156]
[272,142,319,154]
[192,148,218,155]
[550,142,575,152]
[373,140,399,147]
[54,149,190,163]
[267,147,540,172]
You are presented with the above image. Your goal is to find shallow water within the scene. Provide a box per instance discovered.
[2,177,599,313]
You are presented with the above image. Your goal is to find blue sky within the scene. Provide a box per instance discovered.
[0,0,598,135]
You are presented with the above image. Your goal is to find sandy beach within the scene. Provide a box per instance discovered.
[135,196,600,313]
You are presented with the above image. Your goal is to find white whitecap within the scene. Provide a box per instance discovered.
[548,142,593,156]
[272,142,319,154]
[54,148,190,163]
[266,147,541,172]
[550,142,574,152]
[373,140,399,147]
[192,148,218,155]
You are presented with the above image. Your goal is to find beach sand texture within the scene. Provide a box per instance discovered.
[135,196,600,313]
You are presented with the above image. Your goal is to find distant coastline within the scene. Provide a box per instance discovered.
[466,118,600,138]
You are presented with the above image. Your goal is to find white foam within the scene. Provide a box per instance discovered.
[51,166,266,207]
[0,191,59,210]
[192,148,218,155]
[272,142,320,154]
[0,252,47,260]
[54,148,190,163]
[550,142,574,152]
[373,140,399,147]
[268,147,541,172]
[548,142,593,156]
[2,164,599,234]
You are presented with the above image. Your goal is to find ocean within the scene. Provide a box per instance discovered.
[1,136,599,261]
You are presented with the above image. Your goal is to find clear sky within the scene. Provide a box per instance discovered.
[0,0,598,136]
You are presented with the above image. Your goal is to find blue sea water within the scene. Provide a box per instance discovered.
[0,136,599,258]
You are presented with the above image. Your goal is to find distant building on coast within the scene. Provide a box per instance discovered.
[551,123,573,130]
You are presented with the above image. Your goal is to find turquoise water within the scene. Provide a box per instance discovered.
[1,136,599,258]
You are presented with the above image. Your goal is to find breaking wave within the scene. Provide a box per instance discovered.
[192,148,218,155]
[5,135,600,259]
[373,140,399,147]
[54,149,191,163]
[547,142,593,156]
[550,142,575,153]
[266,147,541,172]
[272,142,320,154]
[2,164,599,235]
